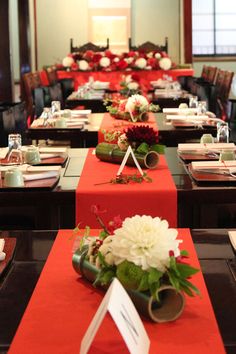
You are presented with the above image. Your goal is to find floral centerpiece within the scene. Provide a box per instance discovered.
[59,49,174,72]
[72,207,200,322]
[104,94,159,122]
[96,125,164,172]
[119,73,141,96]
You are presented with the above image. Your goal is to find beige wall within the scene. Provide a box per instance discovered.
[35,0,181,68]
[36,0,89,68]
[131,0,180,64]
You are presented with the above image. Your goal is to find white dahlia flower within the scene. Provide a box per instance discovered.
[159,57,172,70]
[99,57,111,68]
[127,82,139,90]
[78,60,89,71]
[155,52,161,59]
[62,56,74,68]
[135,57,147,69]
[125,94,149,112]
[110,215,182,272]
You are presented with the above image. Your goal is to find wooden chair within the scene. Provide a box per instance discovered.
[206,66,218,85]
[70,38,109,53]
[44,66,74,100]
[128,37,168,53]
[216,71,234,120]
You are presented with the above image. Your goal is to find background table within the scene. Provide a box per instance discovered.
[56,68,194,91]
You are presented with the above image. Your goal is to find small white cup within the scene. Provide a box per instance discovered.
[200,134,214,144]
[55,116,67,128]
[24,146,41,165]
[4,168,24,187]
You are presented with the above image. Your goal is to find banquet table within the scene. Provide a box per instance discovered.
[3,147,236,230]
[6,228,233,354]
[56,68,194,91]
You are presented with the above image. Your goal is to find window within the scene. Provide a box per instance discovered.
[192,0,236,56]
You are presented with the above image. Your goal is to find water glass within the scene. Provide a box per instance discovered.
[51,101,61,114]
[189,96,198,108]
[217,122,229,143]
[197,101,207,115]
[8,134,22,150]
[200,134,214,144]
[219,149,235,161]
[7,134,23,164]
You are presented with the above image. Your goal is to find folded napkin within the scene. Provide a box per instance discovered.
[228,231,236,250]
[166,115,209,121]
[71,110,91,116]
[92,81,109,90]
[23,170,59,181]
[0,165,62,173]
[39,153,61,159]
[66,121,84,127]
[178,143,235,152]
[0,147,9,159]
[39,147,67,154]
[191,160,236,172]
[163,108,198,114]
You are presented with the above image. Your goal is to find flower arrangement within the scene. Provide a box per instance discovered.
[104,94,159,122]
[120,73,141,97]
[60,49,174,72]
[96,125,163,181]
[73,207,200,322]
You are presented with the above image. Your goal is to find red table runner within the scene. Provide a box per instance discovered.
[98,112,157,143]
[9,229,225,354]
[53,69,194,91]
[75,149,177,228]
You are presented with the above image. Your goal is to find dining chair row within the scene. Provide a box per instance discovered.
[179,66,234,121]
[22,69,74,122]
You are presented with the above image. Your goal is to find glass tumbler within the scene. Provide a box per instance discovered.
[189,96,198,108]
[8,134,23,163]
[217,122,229,143]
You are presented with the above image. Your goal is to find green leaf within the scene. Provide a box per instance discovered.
[180,250,189,257]
[137,272,149,291]
[169,256,180,276]
[176,263,199,278]
[136,142,149,154]
[99,269,116,285]
[99,230,109,239]
[149,281,160,300]
[84,226,90,237]
[150,144,165,154]
[148,268,163,285]
[179,278,201,296]
[167,270,180,291]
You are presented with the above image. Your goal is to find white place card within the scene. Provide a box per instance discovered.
[117,145,143,176]
[80,278,150,354]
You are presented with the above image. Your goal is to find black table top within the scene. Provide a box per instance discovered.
[0,229,235,353]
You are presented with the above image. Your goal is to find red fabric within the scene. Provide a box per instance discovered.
[57,69,194,91]
[9,229,225,354]
[40,71,49,86]
[75,148,177,228]
[98,112,157,143]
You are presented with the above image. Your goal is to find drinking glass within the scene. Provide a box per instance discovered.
[51,101,61,114]
[189,96,198,108]
[217,122,229,143]
[197,101,207,115]
[7,134,23,164]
